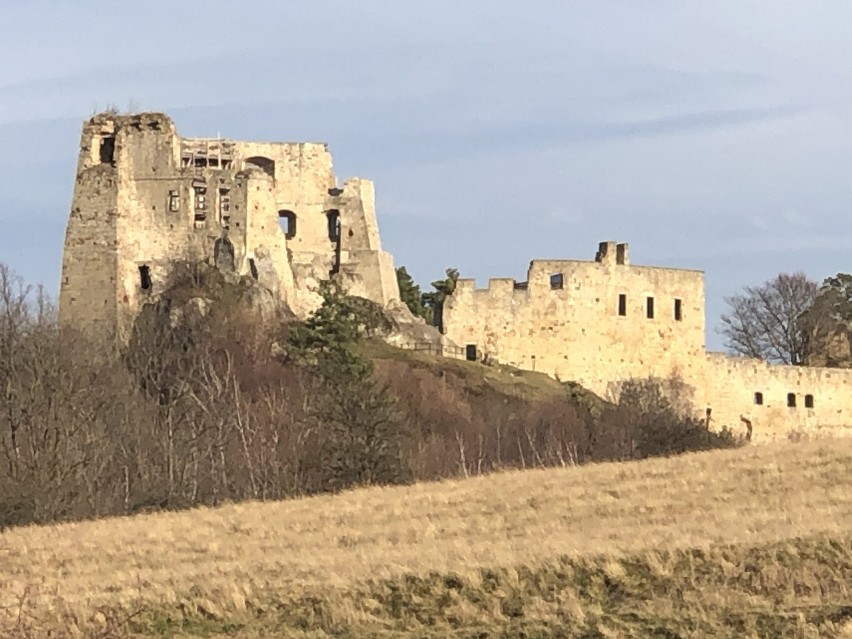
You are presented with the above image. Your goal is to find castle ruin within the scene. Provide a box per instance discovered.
[60,112,399,344]
[442,241,852,440]
[60,112,852,441]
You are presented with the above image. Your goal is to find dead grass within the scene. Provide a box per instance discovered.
[3,438,852,637]
[362,338,569,401]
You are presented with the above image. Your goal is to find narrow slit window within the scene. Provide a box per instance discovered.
[138,265,151,291]
[618,294,627,316]
[787,393,797,408]
[805,394,814,408]
[646,296,655,319]
[754,392,763,405]
[674,298,682,321]
[550,273,564,290]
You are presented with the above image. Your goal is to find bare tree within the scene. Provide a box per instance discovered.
[719,272,818,365]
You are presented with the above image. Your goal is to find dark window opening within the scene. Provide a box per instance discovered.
[805,394,814,408]
[168,190,180,212]
[326,209,341,242]
[754,392,763,405]
[618,294,627,316]
[550,273,564,290]
[646,296,655,319]
[99,136,116,164]
[787,393,797,408]
[248,258,259,280]
[278,210,296,239]
[138,265,151,291]
[465,344,478,362]
[674,298,683,321]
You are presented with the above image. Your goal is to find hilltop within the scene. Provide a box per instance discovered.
[3,437,852,638]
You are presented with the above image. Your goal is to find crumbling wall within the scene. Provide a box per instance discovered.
[442,241,706,398]
[60,112,400,345]
[701,353,852,440]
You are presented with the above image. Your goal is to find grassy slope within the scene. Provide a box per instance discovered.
[3,439,852,637]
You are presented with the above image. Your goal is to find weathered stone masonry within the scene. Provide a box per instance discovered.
[442,241,852,440]
[60,113,852,441]
[60,112,399,345]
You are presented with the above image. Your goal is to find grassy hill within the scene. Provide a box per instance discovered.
[3,438,852,638]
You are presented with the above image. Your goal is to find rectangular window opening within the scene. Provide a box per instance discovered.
[674,298,683,321]
[194,186,207,221]
[139,265,151,291]
[618,294,627,316]
[550,273,564,290]
[754,392,763,405]
[99,136,116,164]
[465,344,478,362]
[804,394,814,409]
[168,190,180,212]
[219,188,231,223]
[787,393,797,408]
[646,296,655,319]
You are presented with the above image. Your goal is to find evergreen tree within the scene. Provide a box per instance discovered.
[421,268,459,332]
[287,279,412,489]
[395,266,426,319]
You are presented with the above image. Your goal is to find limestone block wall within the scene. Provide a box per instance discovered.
[701,353,852,440]
[60,166,120,342]
[443,243,705,400]
[61,112,402,344]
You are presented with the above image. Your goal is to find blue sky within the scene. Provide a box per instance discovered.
[2,1,851,349]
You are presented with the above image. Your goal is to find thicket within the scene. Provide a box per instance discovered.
[0,263,741,529]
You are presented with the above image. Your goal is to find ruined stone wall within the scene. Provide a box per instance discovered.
[60,112,400,344]
[701,353,852,440]
[443,240,852,441]
[442,242,706,400]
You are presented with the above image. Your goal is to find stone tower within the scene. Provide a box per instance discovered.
[60,112,400,344]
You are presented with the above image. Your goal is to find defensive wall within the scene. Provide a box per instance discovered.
[443,241,852,440]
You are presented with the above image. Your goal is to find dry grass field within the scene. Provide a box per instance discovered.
[3,438,852,638]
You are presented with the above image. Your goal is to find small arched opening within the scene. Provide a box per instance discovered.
[244,156,275,178]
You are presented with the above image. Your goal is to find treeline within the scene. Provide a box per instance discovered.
[0,263,741,529]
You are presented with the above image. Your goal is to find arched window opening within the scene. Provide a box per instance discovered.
[326,209,341,242]
[244,156,275,178]
[278,210,296,239]
[787,393,797,408]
